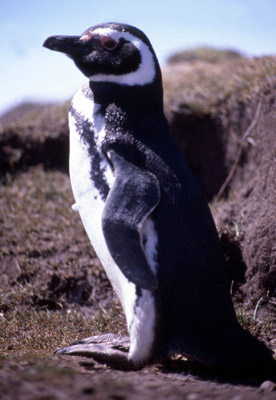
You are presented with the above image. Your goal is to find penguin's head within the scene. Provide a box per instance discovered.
[43,22,161,87]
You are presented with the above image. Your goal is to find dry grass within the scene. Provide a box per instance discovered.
[0,307,125,353]
[163,56,276,115]
[0,167,274,356]
[0,167,126,354]
[0,101,70,140]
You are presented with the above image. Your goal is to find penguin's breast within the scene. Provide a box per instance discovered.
[68,88,136,309]
[69,111,113,206]
[68,89,114,261]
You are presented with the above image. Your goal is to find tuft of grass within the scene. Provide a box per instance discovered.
[236,308,276,354]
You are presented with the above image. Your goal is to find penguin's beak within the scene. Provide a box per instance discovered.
[43,35,88,57]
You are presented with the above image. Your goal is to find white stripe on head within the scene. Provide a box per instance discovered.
[83,27,156,86]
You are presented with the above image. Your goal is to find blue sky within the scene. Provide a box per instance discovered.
[1,0,276,116]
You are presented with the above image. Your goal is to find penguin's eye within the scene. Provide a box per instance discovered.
[100,36,118,51]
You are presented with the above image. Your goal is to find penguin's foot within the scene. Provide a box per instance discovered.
[54,333,137,370]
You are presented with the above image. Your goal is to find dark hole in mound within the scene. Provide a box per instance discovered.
[170,109,227,200]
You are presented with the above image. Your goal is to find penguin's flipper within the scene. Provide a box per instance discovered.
[102,149,160,291]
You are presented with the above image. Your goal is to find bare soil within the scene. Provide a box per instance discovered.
[2,354,276,400]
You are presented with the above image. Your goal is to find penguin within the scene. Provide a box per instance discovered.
[43,23,276,380]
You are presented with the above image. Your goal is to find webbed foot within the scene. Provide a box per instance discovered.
[54,333,136,370]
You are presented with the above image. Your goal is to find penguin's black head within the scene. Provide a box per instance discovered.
[43,22,161,87]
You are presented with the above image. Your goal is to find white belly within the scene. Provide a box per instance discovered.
[69,100,132,313]
[68,85,156,364]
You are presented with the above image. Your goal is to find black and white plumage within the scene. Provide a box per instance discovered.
[43,23,276,380]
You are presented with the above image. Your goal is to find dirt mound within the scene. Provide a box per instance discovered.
[0,102,69,175]
[0,102,52,124]
[167,46,242,65]
[163,56,276,320]
[214,90,276,315]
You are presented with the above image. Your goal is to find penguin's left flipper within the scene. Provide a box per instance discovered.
[102,149,161,291]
